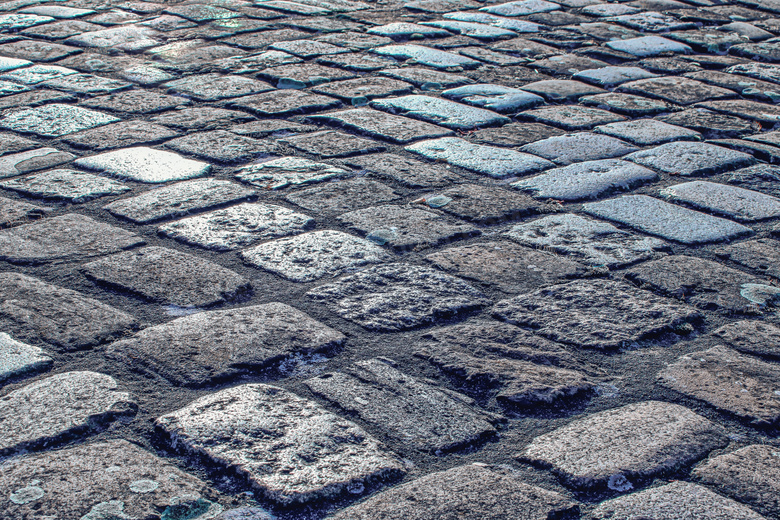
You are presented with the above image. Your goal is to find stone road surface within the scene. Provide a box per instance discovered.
[1,0,780,518]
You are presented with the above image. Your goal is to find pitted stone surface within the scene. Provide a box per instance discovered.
[165,130,272,164]
[156,384,405,504]
[712,320,780,359]
[374,44,479,69]
[0,197,48,229]
[0,439,216,520]
[108,303,345,385]
[281,130,386,158]
[441,84,545,113]
[372,95,510,130]
[229,89,340,116]
[594,119,701,146]
[348,153,461,188]
[521,401,727,489]
[305,358,496,451]
[519,133,639,166]
[0,213,144,264]
[235,157,348,190]
[718,238,780,281]
[0,371,133,453]
[0,148,75,179]
[163,73,273,100]
[159,202,314,251]
[493,279,700,349]
[61,120,180,150]
[83,246,251,307]
[285,177,399,216]
[104,179,256,223]
[0,332,51,384]
[0,169,129,202]
[626,142,756,176]
[310,108,452,144]
[618,76,735,105]
[521,105,625,130]
[75,147,211,183]
[0,104,119,137]
[308,264,490,331]
[661,181,780,222]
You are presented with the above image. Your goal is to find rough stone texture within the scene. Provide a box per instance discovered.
[693,445,780,518]
[156,384,405,504]
[159,202,314,251]
[82,246,251,307]
[306,358,496,451]
[329,464,578,520]
[0,332,51,384]
[0,371,133,453]
[0,197,48,228]
[659,346,780,426]
[108,303,344,386]
[521,401,727,490]
[235,157,348,190]
[371,94,510,130]
[281,130,386,158]
[594,119,701,146]
[429,183,543,223]
[0,103,119,137]
[506,214,667,269]
[308,264,490,331]
[0,439,217,520]
[661,181,780,222]
[518,133,640,166]
[0,213,144,264]
[626,141,756,176]
[241,230,391,282]
[310,108,453,144]
[712,320,780,358]
[284,177,399,216]
[75,146,211,183]
[0,147,74,179]
[493,279,701,349]
[348,153,462,187]
[0,169,129,202]
[426,241,587,293]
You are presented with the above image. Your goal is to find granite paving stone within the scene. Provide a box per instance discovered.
[0,197,48,228]
[441,84,544,113]
[618,76,736,105]
[0,332,51,384]
[258,63,356,86]
[519,133,639,166]
[425,183,543,224]
[41,73,131,95]
[305,358,497,451]
[307,264,490,331]
[584,195,753,244]
[159,202,314,251]
[572,65,659,87]
[520,80,605,103]
[156,384,405,503]
[661,181,780,221]
[346,153,462,188]
[0,371,133,453]
[521,401,726,490]
[367,21,451,39]
[487,38,560,58]
[310,77,413,101]
[284,177,399,216]
[493,279,700,349]
[697,99,780,124]
[0,103,118,137]
[163,73,273,100]
[316,53,400,72]
[83,246,251,307]
[470,122,565,147]
[230,119,317,137]
[75,147,211,183]
[150,107,253,130]
[717,238,780,281]
[520,105,626,130]
[373,44,480,69]
[685,70,780,103]
[79,89,190,114]
[656,108,759,139]
[229,90,340,116]
[609,11,695,32]
[731,41,780,62]
[0,169,129,202]
[282,130,386,158]
[726,62,780,85]
[270,39,349,58]
[61,120,180,150]
[0,64,76,85]
[444,11,543,32]
[480,0,559,17]
[457,46,529,66]
[165,130,272,163]
[0,90,77,110]
[594,119,701,146]
[724,164,780,197]
[236,157,348,190]
[371,95,510,130]
[64,25,162,52]
[310,108,452,144]
[626,141,755,176]
[580,92,677,117]
[0,148,74,179]
[379,66,474,88]
[0,272,137,350]
[103,178,256,224]
[108,302,344,385]
[421,20,516,40]
[0,133,36,156]
[712,320,780,359]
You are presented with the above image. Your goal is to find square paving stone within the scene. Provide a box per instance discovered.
[284,177,399,216]
[0,148,75,179]
[65,25,162,52]
[0,197,48,229]
[163,73,273,100]
[726,62,780,85]
[607,35,692,56]
[367,21,454,39]
[0,13,54,31]
[656,108,759,139]
[310,77,412,101]
[427,241,586,293]
[41,73,131,96]
[424,183,543,224]
[718,238,780,281]
[156,384,404,503]
[235,157,348,190]
[618,77,736,105]
[661,181,780,222]
[373,44,480,70]
[609,11,696,32]
[659,346,780,426]
[584,195,753,244]
[280,130,385,158]
[0,371,133,454]
[0,64,76,85]
[241,229,391,282]
[590,481,767,520]
[580,92,677,117]
[330,464,577,520]
[0,133,36,156]
[470,122,565,147]
[594,119,701,146]
[306,358,497,452]
[457,46,529,66]
[150,107,253,130]
[573,65,659,87]
[0,104,118,137]
[347,153,462,188]
[528,54,609,76]
[723,164,780,198]
[0,332,51,384]
[731,41,780,62]
[520,400,726,490]
[406,137,554,179]
[505,214,667,269]
[371,95,510,130]
[625,255,768,314]
[159,202,313,251]
[310,108,452,144]
[338,204,479,251]
[494,279,700,349]
[712,320,780,359]
[480,0,559,16]
[0,213,143,264]
[685,71,780,103]
[519,133,639,166]
[0,439,218,520]
[230,119,317,137]
[693,445,780,518]
[440,84,545,113]
[0,40,79,62]
[75,147,211,183]
[61,120,180,150]
[379,66,474,88]
[258,62,356,86]
[316,53,400,72]
[108,302,344,386]
[0,90,76,111]
[520,80,606,103]
[79,89,189,114]
[520,105,625,131]
[625,141,756,176]
[308,264,490,331]
[165,130,272,164]
[83,246,250,307]
[270,39,348,58]
[697,99,780,124]
[0,169,129,202]
[228,90,340,116]
[104,178,256,224]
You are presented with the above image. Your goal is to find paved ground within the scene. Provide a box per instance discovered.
[1,0,780,518]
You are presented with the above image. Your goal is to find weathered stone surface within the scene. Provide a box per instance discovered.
[0,371,133,453]
[0,272,137,350]
[693,445,780,518]
[159,202,313,251]
[83,246,250,307]
[80,90,188,114]
[594,119,701,146]
[310,108,452,144]
[661,181,780,222]
[583,195,753,244]
[625,255,764,313]
[156,384,405,504]
[520,80,606,102]
[573,65,658,87]
[229,89,340,116]
[0,213,143,264]
[329,464,577,520]
[164,73,273,100]
[165,130,272,163]
[626,141,755,176]
[0,169,129,202]
[108,303,344,385]
[0,197,48,228]
[338,204,478,251]
[310,77,412,101]
[429,183,543,224]
[712,320,780,359]
[521,105,625,130]
[590,481,767,520]
[104,179,256,223]
[0,332,50,384]
[285,177,399,216]
[521,401,727,490]
[374,44,479,69]
[0,133,37,157]
[61,120,180,150]
[348,153,461,188]
[281,130,386,158]
[441,84,545,113]
[0,148,75,179]
[372,95,510,130]
[308,264,489,331]
[0,103,118,137]
[659,346,780,426]
[520,133,639,166]
[306,358,496,451]
[151,107,253,130]
[619,76,734,105]
[0,439,217,520]
[379,66,474,88]
[235,157,348,190]
[75,147,211,183]
[493,279,700,349]
[242,229,390,282]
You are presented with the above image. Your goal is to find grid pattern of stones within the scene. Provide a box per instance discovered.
[2,0,780,519]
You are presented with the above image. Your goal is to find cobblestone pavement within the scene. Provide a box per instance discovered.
[3,0,780,518]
